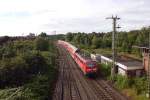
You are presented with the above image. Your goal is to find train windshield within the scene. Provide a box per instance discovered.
[87,63,95,68]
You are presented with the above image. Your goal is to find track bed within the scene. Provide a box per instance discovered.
[52,44,128,100]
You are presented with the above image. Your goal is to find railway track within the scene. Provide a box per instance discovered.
[52,44,128,100]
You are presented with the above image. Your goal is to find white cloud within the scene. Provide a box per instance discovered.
[0,0,149,36]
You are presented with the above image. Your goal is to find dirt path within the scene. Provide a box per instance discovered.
[52,44,128,100]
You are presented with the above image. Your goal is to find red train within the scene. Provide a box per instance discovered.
[58,40,97,75]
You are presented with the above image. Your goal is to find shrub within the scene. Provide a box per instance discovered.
[133,77,146,94]
[0,57,29,88]
[114,75,129,89]
[22,51,47,74]
[100,63,111,77]
[35,37,49,51]
[0,39,58,99]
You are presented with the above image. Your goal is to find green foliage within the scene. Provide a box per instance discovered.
[38,32,47,37]
[0,57,29,88]
[91,36,101,49]
[0,40,35,60]
[65,26,150,55]
[22,69,57,100]
[102,33,112,48]
[0,38,58,99]
[13,40,34,51]
[0,51,50,88]
[35,37,49,51]
[99,62,146,96]
[133,77,146,94]
[66,32,74,41]
[112,75,147,98]
[114,75,129,89]
[100,63,111,77]
[69,32,92,47]
[2,42,16,58]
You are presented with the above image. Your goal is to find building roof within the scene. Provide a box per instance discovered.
[133,46,150,50]
[101,55,143,70]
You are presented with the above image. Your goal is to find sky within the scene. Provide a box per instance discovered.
[0,0,150,36]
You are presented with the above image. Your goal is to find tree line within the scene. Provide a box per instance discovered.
[66,27,150,55]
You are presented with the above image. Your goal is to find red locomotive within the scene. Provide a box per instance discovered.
[58,40,97,75]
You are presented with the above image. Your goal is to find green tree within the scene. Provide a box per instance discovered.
[2,43,16,58]
[66,32,73,41]
[102,33,112,48]
[39,32,47,37]
[91,36,100,49]
[35,38,49,51]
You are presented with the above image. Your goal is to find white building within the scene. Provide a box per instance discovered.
[91,54,144,77]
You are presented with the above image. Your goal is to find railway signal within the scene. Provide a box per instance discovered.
[106,15,120,80]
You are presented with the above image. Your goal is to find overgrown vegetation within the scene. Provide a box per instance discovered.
[114,75,147,100]
[66,27,150,57]
[0,33,58,99]
[99,63,111,77]
[99,63,147,100]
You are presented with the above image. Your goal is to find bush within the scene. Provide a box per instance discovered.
[35,37,49,51]
[22,51,48,74]
[100,63,111,77]
[2,43,16,58]
[114,75,129,89]
[0,39,58,99]
[0,57,29,88]
[0,47,53,88]
[113,75,146,95]
[133,77,146,94]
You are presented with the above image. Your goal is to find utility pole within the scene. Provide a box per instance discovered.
[106,15,120,80]
[146,32,150,98]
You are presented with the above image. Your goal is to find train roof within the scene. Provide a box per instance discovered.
[76,52,94,63]
[67,42,78,53]
[58,40,94,63]
[58,40,79,53]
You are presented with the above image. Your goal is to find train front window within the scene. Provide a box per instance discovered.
[88,63,95,68]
